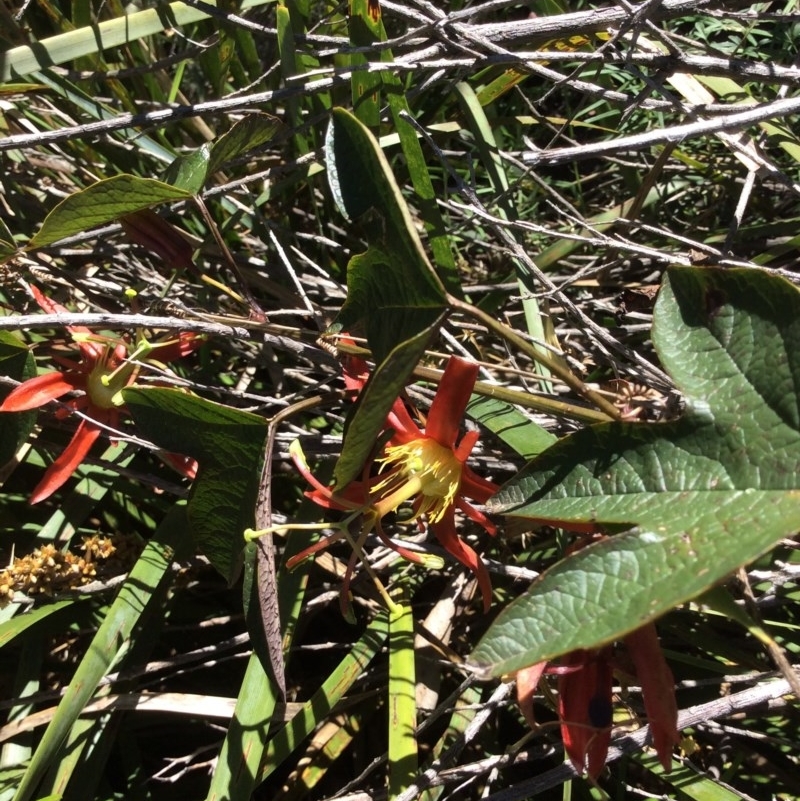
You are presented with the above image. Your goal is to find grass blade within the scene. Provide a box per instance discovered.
[12,504,190,801]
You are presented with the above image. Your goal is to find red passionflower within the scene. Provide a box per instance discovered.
[516,622,679,779]
[373,356,500,609]
[256,354,499,613]
[0,286,202,503]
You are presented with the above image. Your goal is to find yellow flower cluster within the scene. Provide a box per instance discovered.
[0,533,140,605]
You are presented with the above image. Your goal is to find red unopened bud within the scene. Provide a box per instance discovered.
[558,648,614,779]
[624,624,679,770]
[516,662,548,730]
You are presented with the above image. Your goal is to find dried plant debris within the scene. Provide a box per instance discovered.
[0,533,142,604]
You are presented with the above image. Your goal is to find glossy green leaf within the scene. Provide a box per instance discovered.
[206,652,275,801]
[466,395,556,460]
[123,387,267,583]
[164,113,282,194]
[257,611,390,784]
[326,108,448,488]
[388,591,417,795]
[0,330,37,468]
[213,527,316,799]
[635,751,742,800]
[471,266,800,677]
[28,175,192,248]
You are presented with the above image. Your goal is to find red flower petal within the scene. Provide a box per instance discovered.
[29,420,102,504]
[29,284,66,316]
[29,285,101,360]
[455,497,497,536]
[386,396,422,443]
[558,649,614,779]
[148,332,205,362]
[161,452,198,480]
[430,507,492,612]
[516,661,548,730]
[426,357,479,448]
[624,624,679,770]
[460,465,499,504]
[453,428,479,462]
[0,372,84,412]
[342,353,370,393]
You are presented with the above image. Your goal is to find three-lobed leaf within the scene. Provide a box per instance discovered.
[471,266,800,677]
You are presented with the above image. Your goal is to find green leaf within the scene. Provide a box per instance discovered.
[163,113,282,194]
[334,324,442,489]
[0,601,75,650]
[338,244,446,364]
[388,590,417,795]
[1,0,276,81]
[257,611,390,785]
[29,69,177,165]
[28,175,192,249]
[0,240,16,262]
[0,214,14,242]
[163,144,212,195]
[466,394,556,460]
[325,108,449,488]
[348,0,383,127]
[207,112,282,175]
[205,652,275,801]
[470,266,800,677]
[123,387,267,583]
[0,330,37,468]
[326,108,447,362]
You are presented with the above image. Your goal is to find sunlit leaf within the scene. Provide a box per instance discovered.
[326,110,447,354]
[163,144,213,195]
[466,395,556,460]
[0,601,75,649]
[28,176,192,249]
[1,0,275,81]
[471,266,800,677]
[13,509,188,801]
[326,108,448,487]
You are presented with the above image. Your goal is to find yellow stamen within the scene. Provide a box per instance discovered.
[373,437,463,523]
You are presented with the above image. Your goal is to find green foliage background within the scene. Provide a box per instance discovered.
[1,1,800,800]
